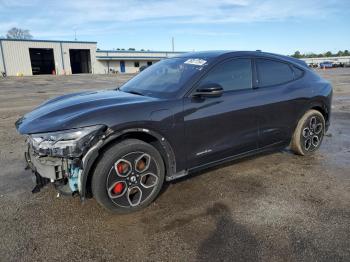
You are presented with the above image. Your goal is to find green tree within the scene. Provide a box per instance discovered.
[336,50,344,57]
[292,51,302,58]
[324,51,333,57]
[344,50,349,56]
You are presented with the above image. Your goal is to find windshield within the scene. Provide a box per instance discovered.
[119,58,207,98]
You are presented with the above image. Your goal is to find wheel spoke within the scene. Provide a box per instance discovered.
[134,153,151,173]
[140,173,158,189]
[127,186,143,207]
[114,159,132,177]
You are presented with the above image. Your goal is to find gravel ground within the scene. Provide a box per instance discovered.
[0,70,349,262]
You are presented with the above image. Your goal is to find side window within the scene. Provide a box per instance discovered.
[199,58,252,91]
[256,59,294,87]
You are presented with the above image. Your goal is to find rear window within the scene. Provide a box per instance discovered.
[256,59,294,87]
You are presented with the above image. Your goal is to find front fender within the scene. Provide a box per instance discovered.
[79,127,177,200]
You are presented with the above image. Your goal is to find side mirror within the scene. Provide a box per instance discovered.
[193,83,223,97]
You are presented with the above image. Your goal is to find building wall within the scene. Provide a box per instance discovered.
[95,59,160,74]
[95,60,109,74]
[0,39,185,76]
[60,42,96,75]
[1,40,61,76]
[96,50,180,58]
[0,39,96,76]
[0,41,5,73]
[301,56,350,65]
[95,50,184,74]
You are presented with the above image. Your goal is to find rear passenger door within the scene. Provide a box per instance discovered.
[254,58,304,148]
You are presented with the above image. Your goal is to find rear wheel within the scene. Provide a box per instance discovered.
[291,109,325,155]
[92,139,165,213]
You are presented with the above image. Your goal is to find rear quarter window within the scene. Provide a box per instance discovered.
[256,59,294,87]
[292,66,304,79]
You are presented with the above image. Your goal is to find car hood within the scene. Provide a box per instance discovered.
[15,90,156,134]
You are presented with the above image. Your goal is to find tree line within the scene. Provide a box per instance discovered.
[1,27,33,40]
[292,50,350,58]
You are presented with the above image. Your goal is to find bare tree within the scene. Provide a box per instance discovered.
[6,27,33,39]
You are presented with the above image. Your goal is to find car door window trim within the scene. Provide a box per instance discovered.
[186,57,254,97]
[255,58,297,88]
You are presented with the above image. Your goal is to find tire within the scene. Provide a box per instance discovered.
[291,109,325,156]
[92,139,165,213]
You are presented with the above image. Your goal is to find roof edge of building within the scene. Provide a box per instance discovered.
[97,49,187,54]
[0,38,97,44]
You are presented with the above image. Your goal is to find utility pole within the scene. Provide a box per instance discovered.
[171,37,174,52]
[74,30,77,41]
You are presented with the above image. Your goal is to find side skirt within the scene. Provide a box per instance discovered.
[167,141,288,181]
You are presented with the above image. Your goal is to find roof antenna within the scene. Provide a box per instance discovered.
[171,37,175,52]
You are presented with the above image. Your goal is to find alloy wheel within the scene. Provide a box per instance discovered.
[106,152,160,207]
[301,115,324,152]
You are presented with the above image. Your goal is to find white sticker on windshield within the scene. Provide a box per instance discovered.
[184,58,207,66]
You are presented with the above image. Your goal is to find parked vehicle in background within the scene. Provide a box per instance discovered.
[15,51,333,213]
[308,63,318,68]
[320,61,333,68]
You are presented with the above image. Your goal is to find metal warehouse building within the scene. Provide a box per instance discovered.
[0,39,183,76]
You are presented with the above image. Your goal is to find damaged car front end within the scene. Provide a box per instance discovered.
[21,124,107,196]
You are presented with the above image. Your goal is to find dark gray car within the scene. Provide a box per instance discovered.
[15,51,332,213]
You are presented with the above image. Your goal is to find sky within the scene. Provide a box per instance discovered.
[0,0,349,55]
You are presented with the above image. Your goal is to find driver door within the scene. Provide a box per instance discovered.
[183,58,259,169]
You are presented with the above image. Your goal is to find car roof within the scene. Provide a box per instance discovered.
[174,50,307,67]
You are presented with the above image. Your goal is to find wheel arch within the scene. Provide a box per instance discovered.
[290,99,329,143]
[309,97,330,131]
[310,104,328,123]
[82,128,176,198]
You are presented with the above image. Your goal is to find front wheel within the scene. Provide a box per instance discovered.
[291,109,325,156]
[92,139,165,213]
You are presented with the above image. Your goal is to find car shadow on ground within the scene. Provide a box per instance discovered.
[197,202,260,261]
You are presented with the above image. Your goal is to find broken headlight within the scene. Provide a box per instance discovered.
[28,125,105,158]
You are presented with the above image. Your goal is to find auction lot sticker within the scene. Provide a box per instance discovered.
[184,58,207,66]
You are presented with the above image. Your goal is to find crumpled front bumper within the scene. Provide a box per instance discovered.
[24,145,84,196]
[24,136,105,199]
[25,147,66,181]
